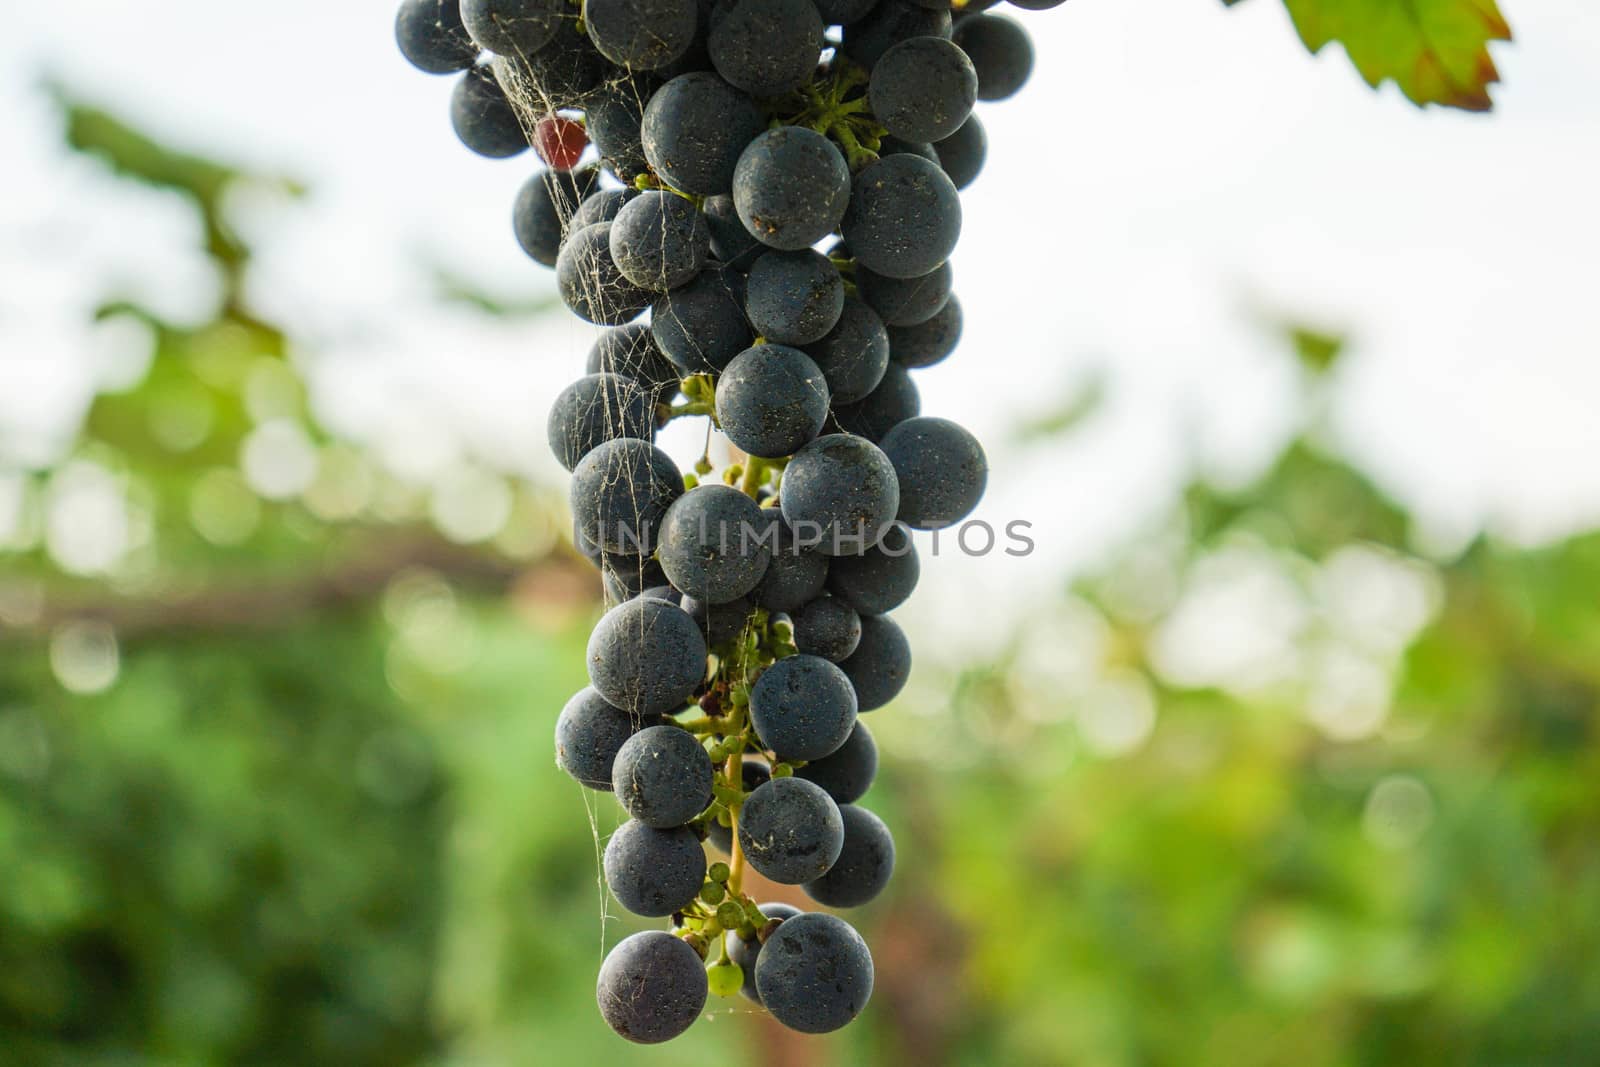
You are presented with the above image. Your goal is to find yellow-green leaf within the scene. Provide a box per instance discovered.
[1282,0,1513,111]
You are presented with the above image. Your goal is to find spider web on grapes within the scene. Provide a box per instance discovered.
[469,6,947,1019]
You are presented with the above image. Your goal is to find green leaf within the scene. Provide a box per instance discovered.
[47,80,305,299]
[1281,0,1513,111]
[1287,324,1346,374]
[429,264,564,318]
[1013,372,1107,444]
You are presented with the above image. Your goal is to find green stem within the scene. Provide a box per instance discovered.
[739,456,769,498]
[662,400,715,421]
[832,123,880,171]
[725,751,748,897]
[676,715,724,734]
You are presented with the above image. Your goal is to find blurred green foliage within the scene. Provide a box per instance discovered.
[2,92,1595,1067]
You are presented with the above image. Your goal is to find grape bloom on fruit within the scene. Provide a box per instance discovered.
[395,0,1058,1044]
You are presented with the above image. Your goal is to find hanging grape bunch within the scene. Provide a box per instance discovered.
[397,0,1053,1043]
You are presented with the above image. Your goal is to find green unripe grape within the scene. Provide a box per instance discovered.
[707,961,744,998]
[770,762,794,778]
[717,901,745,929]
[701,881,726,905]
[708,861,731,883]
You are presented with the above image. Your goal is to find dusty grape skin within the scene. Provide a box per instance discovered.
[642,72,766,195]
[547,372,654,471]
[841,0,951,70]
[803,804,895,907]
[796,720,878,804]
[602,554,669,603]
[878,415,988,529]
[753,912,874,1033]
[703,195,765,270]
[512,166,598,266]
[518,25,609,104]
[856,260,951,327]
[596,931,708,1044]
[792,595,863,662]
[602,820,707,916]
[868,36,978,143]
[745,249,846,346]
[888,294,963,368]
[570,186,640,231]
[879,136,939,163]
[803,297,890,405]
[750,516,831,613]
[714,345,831,459]
[749,654,859,762]
[585,80,653,181]
[934,112,987,190]
[556,222,654,325]
[831,361,921,442]
[827,522,919,615]
[585,0,698,69]
[461,0,565,55]
[680,592,752,646]
[953,12,1035,101]
[652,0,716,76]
[736,776,845,883]
[586,322,680,403]
[611,724,715,827]
[451,66,530,158]
[396,0,479,74]
[781,434,901,556]
[651,265,754,374]
[838,613,911,711]
[608,191,711,291]
[815,0,878,24]
[840,153,962,280]
[732,126,852,252]
[570,437,683,555]
[724,902,801,1002]
[586,595,707,714]
[707,0,826,97]
[554,686,649,789]
[656,484,773,604]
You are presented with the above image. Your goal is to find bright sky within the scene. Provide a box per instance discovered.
[3,0,1599,636]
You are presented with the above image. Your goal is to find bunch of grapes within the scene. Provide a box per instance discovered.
[397,0,1055,1043]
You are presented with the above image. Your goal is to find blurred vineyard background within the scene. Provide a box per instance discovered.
[4,87,1600,1067]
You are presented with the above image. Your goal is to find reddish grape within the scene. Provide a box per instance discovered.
[535,115,589,170]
